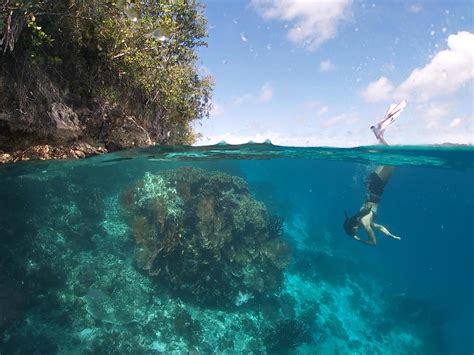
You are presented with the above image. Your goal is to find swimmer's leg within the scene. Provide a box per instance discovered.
[373,223,401,240]
[373,166,395,181]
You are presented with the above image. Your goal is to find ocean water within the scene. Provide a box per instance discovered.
[0,143,473,354]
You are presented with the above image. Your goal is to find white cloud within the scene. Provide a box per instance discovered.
[361,77,394,102]
[251,0,352,50]
[421,102,451,121]
[319,105,329,115]
[233,94,254,106]
[303,100,321,109]
[234,83,273,105]
[362,31,474,102]
[321,112,358,128]
[301,100,329,117]
[397,31,474,101]
[408,4,423,13]
[449,118,462,128]
[210,102,224,116]
[416,102,452,128]
[320,59,335,72]
[259,82,273,102]
[413,115,474,144]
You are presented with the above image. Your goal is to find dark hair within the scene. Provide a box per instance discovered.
[343,211,358,236]
[343,207,372,236]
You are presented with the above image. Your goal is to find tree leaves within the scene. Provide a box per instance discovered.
[1,0,213,145]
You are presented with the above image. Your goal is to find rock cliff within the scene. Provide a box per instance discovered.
[0,66,154,163]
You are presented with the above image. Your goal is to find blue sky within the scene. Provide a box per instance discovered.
[193,0,473,146]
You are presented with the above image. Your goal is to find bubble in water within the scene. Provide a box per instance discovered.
[240,32,248,42]
[430,30,435,36]
[442,27,447,33]
[266,43,272,50]
[233,18,239,25]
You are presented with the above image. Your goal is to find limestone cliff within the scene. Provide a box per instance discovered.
[0,65,155,163]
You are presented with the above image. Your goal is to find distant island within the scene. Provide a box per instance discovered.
[438,142,472,146]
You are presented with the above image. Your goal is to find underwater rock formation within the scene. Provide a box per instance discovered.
[121,167,291,306]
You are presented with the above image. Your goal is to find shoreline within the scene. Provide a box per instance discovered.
[0,142,109,164]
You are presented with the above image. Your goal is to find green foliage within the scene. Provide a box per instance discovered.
[26,15,53,48]
[0,0,212,144]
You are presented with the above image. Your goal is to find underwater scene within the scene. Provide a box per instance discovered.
[0,144,473,354]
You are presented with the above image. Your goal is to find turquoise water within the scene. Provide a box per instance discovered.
[0,144,473,354]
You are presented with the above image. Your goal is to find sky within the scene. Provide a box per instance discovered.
[192,0,473,147]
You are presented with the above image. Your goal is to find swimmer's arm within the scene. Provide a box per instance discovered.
[352,223,376,246]
[352,234,376,246]
[373,223,401,240]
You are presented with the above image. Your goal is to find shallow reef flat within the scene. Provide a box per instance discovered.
[0,167,446,354]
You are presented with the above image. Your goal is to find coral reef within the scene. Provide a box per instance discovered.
[263,318,311,353]
[121,167,291,306]
[268,215,284,239]
[173,309,202,346]
[0,161,450,354]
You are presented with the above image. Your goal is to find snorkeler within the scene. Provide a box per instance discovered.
[343,100,406,246]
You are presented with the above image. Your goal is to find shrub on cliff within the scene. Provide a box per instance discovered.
[120,167,291,307]
[0,0,212,144]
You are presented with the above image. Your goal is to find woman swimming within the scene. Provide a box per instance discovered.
[343,101,406,246]
[344,165,400,245]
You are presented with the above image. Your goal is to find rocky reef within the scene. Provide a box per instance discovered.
[121,167,291,307]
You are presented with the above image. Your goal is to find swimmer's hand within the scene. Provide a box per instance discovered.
[392,235,401,241]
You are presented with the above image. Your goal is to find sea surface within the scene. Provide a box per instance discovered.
[0,143,473,354]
